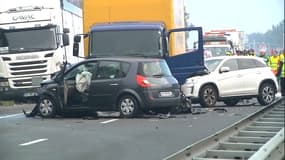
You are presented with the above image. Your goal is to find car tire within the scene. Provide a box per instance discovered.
[118,95,139,118]
[38,95,57,118]
[199,84,218,108]
[223,98,240,106]
[257,83,275,106]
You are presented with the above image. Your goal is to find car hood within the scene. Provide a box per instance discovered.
[188,69,209,78]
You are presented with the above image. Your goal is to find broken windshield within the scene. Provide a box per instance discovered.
[0,27,57,54]
[90,30,163,57]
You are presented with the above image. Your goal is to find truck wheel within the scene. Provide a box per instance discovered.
[223,98,240,106]
[199,84,218,108]
[257,83,275,106]
[38,95,57,118]
[118,95,139,118]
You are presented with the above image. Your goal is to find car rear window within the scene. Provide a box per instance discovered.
[139,60,172,77]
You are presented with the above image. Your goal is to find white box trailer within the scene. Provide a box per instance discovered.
[0,0,83,101]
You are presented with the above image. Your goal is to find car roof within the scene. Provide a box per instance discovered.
[206,56,264,61]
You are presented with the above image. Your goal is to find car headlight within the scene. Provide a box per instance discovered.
[185,77,199,85]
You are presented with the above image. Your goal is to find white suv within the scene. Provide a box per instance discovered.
[181,56,278,107]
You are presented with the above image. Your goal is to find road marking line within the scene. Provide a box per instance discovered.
[19,139,48,146]
[100,119,119,124]
[0,113,23,119]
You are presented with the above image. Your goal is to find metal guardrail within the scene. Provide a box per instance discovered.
[164,97,285,160]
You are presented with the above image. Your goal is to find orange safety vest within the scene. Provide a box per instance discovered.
[268,56,280,75]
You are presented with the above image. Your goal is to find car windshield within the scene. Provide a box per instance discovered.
[90,30,163,57]
[141,60,172,77]
[205,58,223,72]
[0,27,57,54]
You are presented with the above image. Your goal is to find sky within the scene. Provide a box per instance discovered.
[185,0,284,34]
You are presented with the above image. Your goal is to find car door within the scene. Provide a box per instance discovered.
[88,60,124,111]
[216,58,243,97]
[237,58,261,95]
[63,61,97,109]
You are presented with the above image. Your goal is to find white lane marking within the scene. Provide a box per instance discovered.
[100,119,119,124]
[19,139,48,146]
[0,113,23,119]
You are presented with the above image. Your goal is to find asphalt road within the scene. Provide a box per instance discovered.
[0,102,263,160]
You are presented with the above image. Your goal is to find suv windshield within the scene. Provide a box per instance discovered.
[140,60,172,77]
[0,27,57,54]
[90,30,163,57]
[205,59,223,72]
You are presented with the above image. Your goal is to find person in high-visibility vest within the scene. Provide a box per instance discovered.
[278,49,285,96]
[268,49,280,76]
[226,50,233,56]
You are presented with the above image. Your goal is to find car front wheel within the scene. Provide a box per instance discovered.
[257,83,275,106]
[38,95,57,118]
[199,84,218,108]
[118,95,139,118]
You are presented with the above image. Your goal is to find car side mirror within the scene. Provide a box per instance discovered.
[220,66,230,73]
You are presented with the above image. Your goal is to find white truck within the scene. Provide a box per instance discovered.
[203,29,244,58]
[0,0,83,101]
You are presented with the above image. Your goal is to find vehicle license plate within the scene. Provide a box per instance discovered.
[159,91,173,97]
[24,92,38,97]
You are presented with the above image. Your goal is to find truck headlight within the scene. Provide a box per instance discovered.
[0,79,9,87]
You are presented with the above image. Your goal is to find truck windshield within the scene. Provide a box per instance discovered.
[204,47,229,57]
[0,27,57,54]
[90,30,163,57]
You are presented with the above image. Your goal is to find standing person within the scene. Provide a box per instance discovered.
[278,49,285,96]
[248,49,256,56]
[259,50,269,63]
[268,49,280,76]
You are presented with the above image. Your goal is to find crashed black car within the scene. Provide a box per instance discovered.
[32,57,181,118]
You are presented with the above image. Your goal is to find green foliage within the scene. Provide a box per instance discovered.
[247,20,284,50]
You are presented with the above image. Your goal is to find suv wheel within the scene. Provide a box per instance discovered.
[38,95,57,118]
[257,83,275,106]
[118,95,139,118]
[223,98,240,106]
[199,84,218,108]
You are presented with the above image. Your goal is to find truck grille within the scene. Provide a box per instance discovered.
[9,60,48,76]
[13,77,47,87]
[8,60,49,88]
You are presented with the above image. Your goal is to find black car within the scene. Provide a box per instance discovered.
[37,57,181,118]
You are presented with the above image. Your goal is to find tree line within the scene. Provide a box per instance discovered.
[247,20,284,51]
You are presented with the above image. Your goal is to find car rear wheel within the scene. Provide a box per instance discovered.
[38,95,57,118]
[199,84,218,108]
[223,98,240,106]
[257,83,275,106]
[118,95,139,118]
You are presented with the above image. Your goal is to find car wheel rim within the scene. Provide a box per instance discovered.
[39,99,53,116]
[120,98,135,115]
[203,88,216,105]
[262,86,274,103]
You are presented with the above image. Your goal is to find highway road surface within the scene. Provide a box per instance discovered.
[0,101,264,160]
